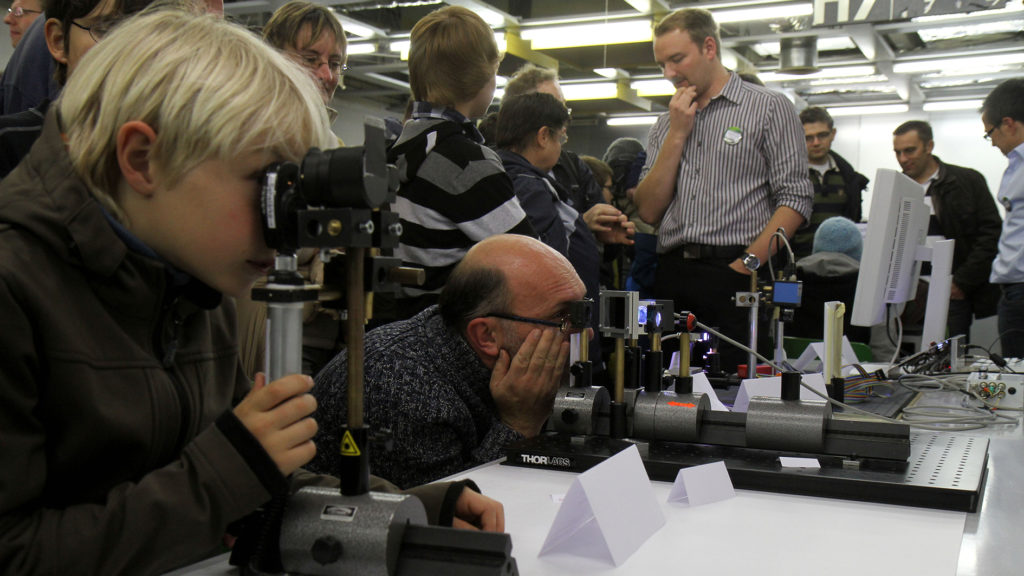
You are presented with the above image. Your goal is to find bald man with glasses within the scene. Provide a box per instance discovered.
[310,235,584,489]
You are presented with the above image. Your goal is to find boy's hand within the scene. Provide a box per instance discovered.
[489,328,568,437]
[451,487,505,532]
[233,372,318,476]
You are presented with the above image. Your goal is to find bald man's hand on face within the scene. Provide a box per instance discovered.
[489,327,569,437]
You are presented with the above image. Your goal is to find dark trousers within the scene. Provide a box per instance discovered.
[946,298,973,342]
[655,250,768,373]
[997,283,1024,359]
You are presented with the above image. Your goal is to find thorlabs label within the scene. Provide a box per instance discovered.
[519,454,572,467]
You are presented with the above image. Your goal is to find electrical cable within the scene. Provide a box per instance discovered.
[672,312,1022,430]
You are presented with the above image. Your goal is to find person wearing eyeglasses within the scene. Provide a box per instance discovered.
[309,234,584,489]
[4,0,43,47]
[0,0,161,181]
[262,1,347,122]
[892,120,1002,343]
[982,78,1024,358]
[495,92,618,369]
[503,63,635,253]
[790,106,869,258]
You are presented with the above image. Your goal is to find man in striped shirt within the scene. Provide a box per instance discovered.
[634,8,813,371]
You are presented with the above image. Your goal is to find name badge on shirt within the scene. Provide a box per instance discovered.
[723,126,743,146]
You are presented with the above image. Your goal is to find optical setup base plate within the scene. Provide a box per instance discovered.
[503,431,988,512]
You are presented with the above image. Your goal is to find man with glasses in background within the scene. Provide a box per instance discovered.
[892,120,1002,343]
[791,106,868,257]
[309,234,583,489]
[4,0,43,46]
[981,78,1024,358]
[262,0,347,124]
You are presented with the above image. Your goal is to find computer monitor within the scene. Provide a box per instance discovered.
[851,169,953,349]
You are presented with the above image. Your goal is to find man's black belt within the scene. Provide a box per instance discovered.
[667,243,746,261]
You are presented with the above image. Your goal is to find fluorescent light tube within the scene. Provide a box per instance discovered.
[561,82,619,101]
[521,20,652,50]
[827,104,909,117]
[632,78,675,97]
[893,53,1024,74]
[922,100,984,112]
[608,115,659,126]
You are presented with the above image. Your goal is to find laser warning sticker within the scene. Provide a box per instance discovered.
[340,430,361,456]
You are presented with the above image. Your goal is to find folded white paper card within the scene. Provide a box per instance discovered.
[732,373,828,413]
[667,460,735,506]
[779,457,821,469]
[539,444,665,566]
[792,337,860,371]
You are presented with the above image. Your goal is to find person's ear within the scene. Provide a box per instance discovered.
[534,126,550,150]
[465,317,502,363]
[703,36,717,59]
[44,18,67,65]
[116,121,159,197]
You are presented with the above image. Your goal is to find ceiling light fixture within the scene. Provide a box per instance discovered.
[632,78,675,97]
[922,100,984,112]
[917,20,1024,42]
[752,36,856,57]
[912,3,1023,24]
[827,103,909,117]
[607,115,659,126]
[520,20,652,50]
[561,82,619,101]
[332,12,382,39]
[390,33,506,61]
[759,65,877,82]
[892,52,1024,74]
[347,43,377,55]
[624,0,651,13]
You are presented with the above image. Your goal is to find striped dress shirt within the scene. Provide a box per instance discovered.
[640,72,813,253]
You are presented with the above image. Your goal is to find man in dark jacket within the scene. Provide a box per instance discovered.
[792,106,869,257]
[893,120,1002,341]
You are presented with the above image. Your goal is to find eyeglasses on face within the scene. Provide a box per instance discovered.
[486,312,582,335]
[546,126,568,146]
[7,7,42,18]
[291,51,347,76]
[71,16,124,43]
[984,125,999,141]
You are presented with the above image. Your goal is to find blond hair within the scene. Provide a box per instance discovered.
[58,8,335,221]
[408,5,500,109]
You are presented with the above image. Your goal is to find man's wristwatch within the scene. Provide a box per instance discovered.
[741,252,761,272]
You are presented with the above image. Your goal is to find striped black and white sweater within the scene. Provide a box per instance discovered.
[388,103,534,316]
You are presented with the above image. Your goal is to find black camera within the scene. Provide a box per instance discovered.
[258,117,399,253]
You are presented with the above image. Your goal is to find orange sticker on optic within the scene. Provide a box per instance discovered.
[667,401,696,408]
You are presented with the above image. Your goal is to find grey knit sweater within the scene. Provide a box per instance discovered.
[309,305,524,488]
